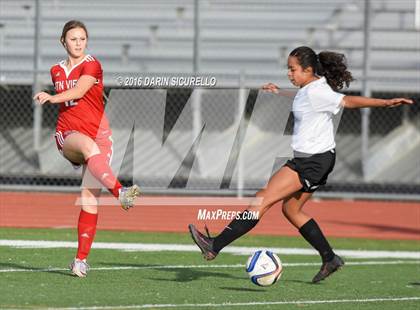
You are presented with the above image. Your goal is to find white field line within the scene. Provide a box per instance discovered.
[0,260,419,273]
[2,297,420,310]
[74,196,261,206]
[1,239,420,259]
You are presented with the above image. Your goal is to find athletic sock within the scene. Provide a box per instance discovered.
[86,154,122,198]
[76,210,98,260]
[213,210,259,253]
[299,218,335,263]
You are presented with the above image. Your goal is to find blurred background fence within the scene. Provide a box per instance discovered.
[0,0,419,199]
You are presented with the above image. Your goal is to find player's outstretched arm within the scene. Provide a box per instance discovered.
[262,83,280,93]
[261,83,296,97]
[33,75,96,105]
[342,96,414,109]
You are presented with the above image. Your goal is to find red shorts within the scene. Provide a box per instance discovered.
[54,129,113,169]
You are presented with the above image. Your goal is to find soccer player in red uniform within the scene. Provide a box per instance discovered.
[33,20,140,277]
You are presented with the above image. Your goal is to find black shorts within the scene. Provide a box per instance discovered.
[284,149,336,193]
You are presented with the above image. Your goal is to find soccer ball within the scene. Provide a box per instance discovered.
[246,250,283,286]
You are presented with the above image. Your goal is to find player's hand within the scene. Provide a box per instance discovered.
[261,83,280,94]
[33,92,53,105]
[385,98,414,108]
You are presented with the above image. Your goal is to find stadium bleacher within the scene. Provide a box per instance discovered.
[0,0,418,89]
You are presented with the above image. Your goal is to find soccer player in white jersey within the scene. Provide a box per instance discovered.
[189,46,413,283]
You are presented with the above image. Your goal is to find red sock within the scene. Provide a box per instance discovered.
[86,154,122,198]
[76,210,98,260]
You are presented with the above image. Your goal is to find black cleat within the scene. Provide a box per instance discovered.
[188,224,218,260]
[312,255,345,283]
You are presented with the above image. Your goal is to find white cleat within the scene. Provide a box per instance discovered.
[69,258,90,278]
[119,184,141,211]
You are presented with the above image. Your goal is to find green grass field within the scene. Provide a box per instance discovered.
[1,228,420,309]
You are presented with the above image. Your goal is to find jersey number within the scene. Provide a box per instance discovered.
[64,100,78,107]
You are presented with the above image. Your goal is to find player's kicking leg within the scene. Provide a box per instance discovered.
[63,132,141,210]
[188,224,218,260]
[189,166,302,260]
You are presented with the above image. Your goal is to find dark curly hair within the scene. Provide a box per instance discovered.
[289,46,354,91]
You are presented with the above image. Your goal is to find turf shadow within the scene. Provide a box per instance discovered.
[0,262,72,277]
[281,279,321,285]
[97,262,162,268]
[99,262,244,282]
[149,268,244,282]
[282,279,313,284]
[408,282,420,286]
[218,286,266,292]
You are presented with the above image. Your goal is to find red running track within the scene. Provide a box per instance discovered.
[1,192,419,240]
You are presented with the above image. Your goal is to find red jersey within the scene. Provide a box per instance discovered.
[50,55,110,139]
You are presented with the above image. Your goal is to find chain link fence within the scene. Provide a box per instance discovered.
[1,85,419,197]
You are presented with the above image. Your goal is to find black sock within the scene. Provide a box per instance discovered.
[299,218,335,263]
[213,210,259,253]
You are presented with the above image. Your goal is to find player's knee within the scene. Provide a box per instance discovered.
[81,141,100,159]
[256,189,265,198]
[257,189,281,211]
[282,204,297,219]
[255,204,271,215]
[81,188,100,207]
[81,204,98,214]
[281,204,289,217]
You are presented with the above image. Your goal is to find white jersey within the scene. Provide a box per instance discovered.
[291,77,345,154]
